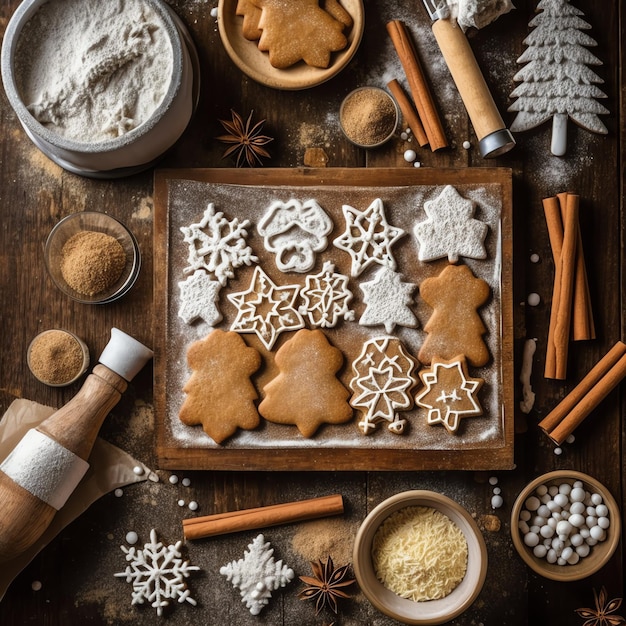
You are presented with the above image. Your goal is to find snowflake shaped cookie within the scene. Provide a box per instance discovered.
[299,261,354,328]
[333,198,406,277]
[415,356,484,434]
[257,199,333,273]
[414,185,488,263]
[358,267,418,333]
[177,270,222,326]
[350,337,417,435]
[220,534,294,615]
[228,266,304,350]
[180,203,258,285]
[114,529,200,617]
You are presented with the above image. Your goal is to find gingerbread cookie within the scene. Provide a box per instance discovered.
[236,0,263,40]
[414,185,488,263]
[415,355,484,434]
[350,336,417,435]
[179,330,262,444]
[258,329,352,437]
[418,264,490,367]
[256,0,348,69]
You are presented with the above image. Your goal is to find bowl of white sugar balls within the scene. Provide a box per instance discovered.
[511,470,620,581]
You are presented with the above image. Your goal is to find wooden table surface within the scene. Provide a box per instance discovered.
[0,0,623,624]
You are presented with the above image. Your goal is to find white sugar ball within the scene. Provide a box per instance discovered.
[551,538,564,551]
[132,465,144,476]
[586,506,597,516]
[579,528,591,539]
[169,475,179,484]
[489,476,499,485]
[525,495,541,511]
[114,488,124,498]
[554,493,569,508]
[533,544,548,558]
[553,447,563,456]
[493,487,502,495]
[524,532,540,547]
[126,531,139,545]
[547,517,557,529]
[530,253,540,264]
[558,483,572,496]
[569,513,585,528]
[491,494,504,509]
[557,557,566,565]
[540,524,555,539]
[573,480,584,488]
[177,499,185,507]
[182,477,191,487]
[565,434,576,444]
[532,516,546,527]
[556,520,572,537]
[561,546,573,561]
[570,487,586,502]
[570,501,585,515]
[586,516,597,528]
[537,504,551,518]
[597,516,610,530]
[570,533,584,547]
[595,504,608,517]
[576,544,591,558]
[591,493,604,506]
[590,525,605,541]
[413,161,421,168]
[546,549,557,564]
[546,500,561,512]
[586,537,598,546]
[527,292,541,306]
[188,501,199,511]
[403,149,417,162]
[566,551,580,565]
[400,131,409,140]
[462,140,471,149]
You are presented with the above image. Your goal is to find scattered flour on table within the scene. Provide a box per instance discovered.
[15,0,174,144]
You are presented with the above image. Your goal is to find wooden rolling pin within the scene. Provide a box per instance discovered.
[429,14,515,158]
[0,328,153,562]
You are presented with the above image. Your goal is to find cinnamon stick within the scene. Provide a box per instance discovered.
[387,79,428,147]
[539,341,626,445]
[182,494,344,540]
[386,20,448,151]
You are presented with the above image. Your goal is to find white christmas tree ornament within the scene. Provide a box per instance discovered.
[508,0,608,156]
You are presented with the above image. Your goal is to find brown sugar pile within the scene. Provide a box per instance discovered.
[60,230,126,296]
[341,88,397,146]
[29,330,86,385]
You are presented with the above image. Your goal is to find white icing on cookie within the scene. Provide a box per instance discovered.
[228,266,304,350]
[415,357,484,434]
[177,270,223,326]
[299,260,354,328]
[180,203,257,285]
[333,198,405,277]
[220,534,294,616]
[257,199,333,273]
[358,267,417,333]
[414,185,488,263]
[350,336,417,435]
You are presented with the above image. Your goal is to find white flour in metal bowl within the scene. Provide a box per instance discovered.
[14,0,173,144]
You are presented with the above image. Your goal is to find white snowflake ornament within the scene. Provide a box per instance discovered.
[220,534,294,616]
[180,203,258,285]
[114,529,200,617]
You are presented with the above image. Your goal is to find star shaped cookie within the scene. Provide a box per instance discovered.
[333,198,406,277]
[228,266,304,350]
[177,270,222,326]
[415,356,484,434]
[414,185,488,263]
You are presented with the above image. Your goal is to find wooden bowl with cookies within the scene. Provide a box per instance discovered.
[218,0,364,89]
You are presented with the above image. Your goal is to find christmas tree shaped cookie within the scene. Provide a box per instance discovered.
[508,0,608,156]
[179,330,261,444]
[259,329,352,437]
[418,264,490,367]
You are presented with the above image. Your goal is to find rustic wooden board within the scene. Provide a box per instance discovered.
[154,167,514,470]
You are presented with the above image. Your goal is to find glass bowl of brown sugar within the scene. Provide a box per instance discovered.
[44,211,141,304]
[27,329,90,386]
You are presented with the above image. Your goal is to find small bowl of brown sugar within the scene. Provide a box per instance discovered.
[27,329,89,386]
[44,211,141,304]
[340,86,399,148]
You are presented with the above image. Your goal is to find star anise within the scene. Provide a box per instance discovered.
[298,556,355,615]
[575,586,626,626]
[216,109,273,167]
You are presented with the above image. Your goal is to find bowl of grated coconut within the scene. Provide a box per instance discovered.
[1,0,198,177]
[353,490,487,625]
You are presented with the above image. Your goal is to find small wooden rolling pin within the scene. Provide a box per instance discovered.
[423,1,515,158]
[0,328,153,562]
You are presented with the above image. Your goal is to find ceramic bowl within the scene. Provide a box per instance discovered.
[27,329,90,386]
[1,0,198,177]
[353,490,487,625]
[511,470,620,582]
[44,212,141,304]
[217,0,364,90]
[340,86,400,148]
